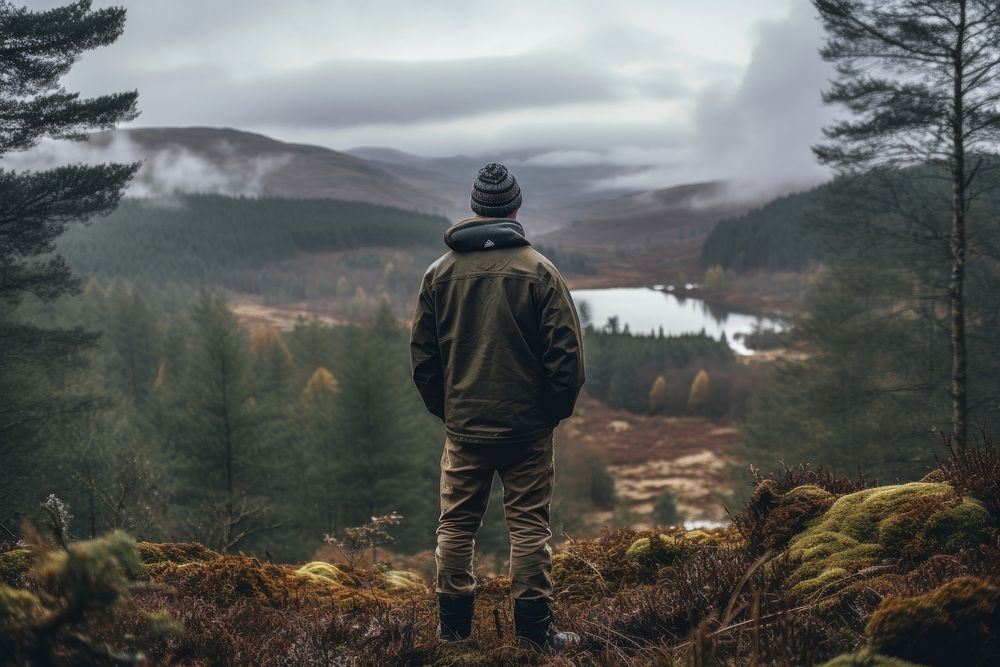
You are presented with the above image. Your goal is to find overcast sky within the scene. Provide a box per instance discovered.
[44,0,836,194]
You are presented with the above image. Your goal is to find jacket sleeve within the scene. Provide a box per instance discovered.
[536,264,586,424]
[409,270,445,420]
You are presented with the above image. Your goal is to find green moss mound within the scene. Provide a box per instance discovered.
[0,549,33,586]
[624,530,724,566]
[136,541,218,567]
[624,535,678,562]
[382,569,425,591]
[866,576,1000,666]
[819,650,925,666]
[39,531,143,608]
[786,482,991,596]
[296,560,427,594]
[428,652,493,666]
[0,532,177,664]
[296,560,345,583]
[158,555,361,610]
[153,553,428,612]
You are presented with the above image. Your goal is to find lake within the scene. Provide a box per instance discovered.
[571,287,783,355]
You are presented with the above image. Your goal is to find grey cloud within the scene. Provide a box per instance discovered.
[595,2,835,198]
[237,54,645,127]
[57,3,693,134]
[690,2,835,198]
[113,51,687,131]
[1,135,290,198]
[490,118,689,153]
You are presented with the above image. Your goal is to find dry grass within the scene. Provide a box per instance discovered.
[6,441,1000,666]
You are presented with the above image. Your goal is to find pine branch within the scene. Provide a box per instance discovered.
[0,89,138,154]
[0,1,128,95]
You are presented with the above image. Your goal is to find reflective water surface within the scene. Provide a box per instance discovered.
[571,287,784,355]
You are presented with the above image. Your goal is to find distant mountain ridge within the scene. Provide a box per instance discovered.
[344,145,648,231]
[539,181,767,267]
[82,127,656,231]
[87,127,454,215]
[76,127,781,249]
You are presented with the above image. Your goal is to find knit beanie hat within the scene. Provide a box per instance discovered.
[470,163,522,218]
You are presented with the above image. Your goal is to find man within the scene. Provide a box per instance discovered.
[409,163,585,650]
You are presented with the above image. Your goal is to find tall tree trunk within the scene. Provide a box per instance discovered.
[221,357,235,552]
[950,174,968,450]
[950,2,969,450]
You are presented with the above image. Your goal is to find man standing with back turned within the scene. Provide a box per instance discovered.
[409,163,585,650]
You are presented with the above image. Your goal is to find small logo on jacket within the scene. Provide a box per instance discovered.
[483,239,495,248]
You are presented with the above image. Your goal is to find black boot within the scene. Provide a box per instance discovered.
[513,598,580,651]
[437,593,474,641]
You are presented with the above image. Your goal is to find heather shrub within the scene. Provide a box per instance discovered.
[932,429,1000,519]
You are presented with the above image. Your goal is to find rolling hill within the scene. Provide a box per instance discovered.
[347,145,644,231]
[66,127,806,287]
[87,127,454,215]
[699,161,1000,273]
[537,181,768,285]
[76,127,778,252]
[79,127,646,231]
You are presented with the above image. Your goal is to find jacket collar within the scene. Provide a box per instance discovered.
[444,216,531,253]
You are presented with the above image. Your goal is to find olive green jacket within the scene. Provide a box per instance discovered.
[409,216,585,445]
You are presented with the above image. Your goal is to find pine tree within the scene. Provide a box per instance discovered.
[687,369,710,413]
[303,366,339,401]
[648,374,669,414]
[173,292,271,552]
[813,0,1000,448]
[245,323,304,558]
[301,365,343,536]
[330,301,442,549]
[336,276,351,299]
[334,305,413,522]
[745,260,947,477]
[608,362,641,411]
[289,317,337,373]
[704,265,725,291]
[58,408,158,538]
[105,284,159,406]
[653,490,683,526]
[0,1,138,531]
[249,325,294,399]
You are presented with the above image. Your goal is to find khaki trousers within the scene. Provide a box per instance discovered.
[435,431,555,601]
